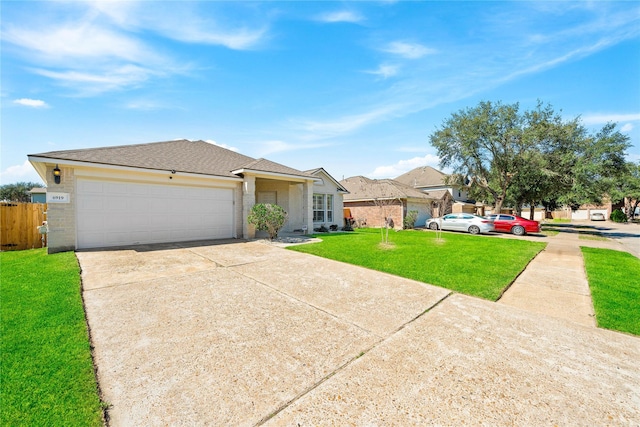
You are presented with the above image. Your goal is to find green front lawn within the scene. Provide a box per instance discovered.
[581,247,640,336]
[289,229,545,300]
[1,249,103,426]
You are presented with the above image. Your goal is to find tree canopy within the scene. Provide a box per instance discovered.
[0,182,44,203]
[429,100,630,214]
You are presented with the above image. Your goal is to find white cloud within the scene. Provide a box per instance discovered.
[317,10,364,24]
[204,139,239,152]
[163,26,268,50]
[13,98,48,108]
[1,2,266,96]
[621,123,634,133]
[32,65,158,95]
[253,140,332,157]
[369,154,441,179]
[581,113,640,125]
[3,23,156,65]
[381,41,437,59]
[0,160,44,185]
[295,104,404,139]
[365,63,399,79]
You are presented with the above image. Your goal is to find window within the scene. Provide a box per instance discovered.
[313,194,325,222]
[313,194,334,223]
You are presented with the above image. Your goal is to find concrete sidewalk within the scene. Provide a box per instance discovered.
[498,232,596,326]
[498,221,639,326]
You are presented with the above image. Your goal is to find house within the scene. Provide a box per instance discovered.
[394,166,475,214]
[550,202,612,221]
[304,168,349,231]
[28,187,47,203]
[28,139,343,253]
[340,176,435,229]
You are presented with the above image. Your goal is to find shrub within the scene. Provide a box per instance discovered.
[403,210,418,229]
[610,209,627,223]
[247,203,288,240]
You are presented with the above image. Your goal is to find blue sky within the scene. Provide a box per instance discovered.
[2,1,639,186]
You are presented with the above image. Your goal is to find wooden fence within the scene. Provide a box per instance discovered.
[0,203,48,251]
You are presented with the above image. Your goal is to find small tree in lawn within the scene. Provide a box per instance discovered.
[431,200,445,243]
[247,203,288,240]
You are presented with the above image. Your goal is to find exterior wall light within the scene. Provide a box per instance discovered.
[53,164,61,184]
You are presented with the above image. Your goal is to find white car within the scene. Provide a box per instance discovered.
[427,213,495,235]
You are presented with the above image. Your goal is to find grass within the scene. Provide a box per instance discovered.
[289,228,545,300]
[581,247,640,336]
[539,225,560,236]
[0,249,103,426]
[578,232,609,241]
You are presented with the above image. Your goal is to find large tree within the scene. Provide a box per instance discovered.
[559,123,631,208]
[610,161,640,221]
[0,182,43,202]
[507,108,587,218]
[430,101,539,213]
[430,100,630,214]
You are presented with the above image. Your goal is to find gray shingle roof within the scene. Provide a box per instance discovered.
[29,139,313,179]
[340,176,432,201]
[394,166,447,188]
[234,158,316,178]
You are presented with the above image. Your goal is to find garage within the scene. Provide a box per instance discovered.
[76,179,234,249]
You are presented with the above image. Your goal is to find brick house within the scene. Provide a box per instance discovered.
[339,176,435,229]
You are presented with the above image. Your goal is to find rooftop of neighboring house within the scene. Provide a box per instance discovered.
[340,176,433,202]
[394,166,447,188]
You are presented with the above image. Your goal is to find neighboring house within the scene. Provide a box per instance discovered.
[304,168,349,230]
[28,139,338,253]
[394,166,475,214]
[550,202,612,221]
[28,187,47,203]
[340,176,435,229]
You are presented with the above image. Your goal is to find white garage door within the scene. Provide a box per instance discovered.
[571,209,589,220]
[76,179,234,249]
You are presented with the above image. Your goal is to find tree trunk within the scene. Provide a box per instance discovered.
[494,198,504,215]
[515,202,523,217]
[529,204,535,220]
[625,197,637,221]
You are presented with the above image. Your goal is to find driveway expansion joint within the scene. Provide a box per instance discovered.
[254,291,455,426]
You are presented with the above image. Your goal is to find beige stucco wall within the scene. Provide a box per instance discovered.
[46,165,77,253]
[255,179,292,232]
[287,184,304,231]
[311,170,345,228]
[42,162,319,247]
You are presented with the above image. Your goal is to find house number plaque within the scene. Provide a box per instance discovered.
[46,192,71,203]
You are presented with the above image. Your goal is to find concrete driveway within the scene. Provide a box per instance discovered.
[78,239,640,426]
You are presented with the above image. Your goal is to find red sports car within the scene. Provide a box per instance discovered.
[485,214,541,236]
